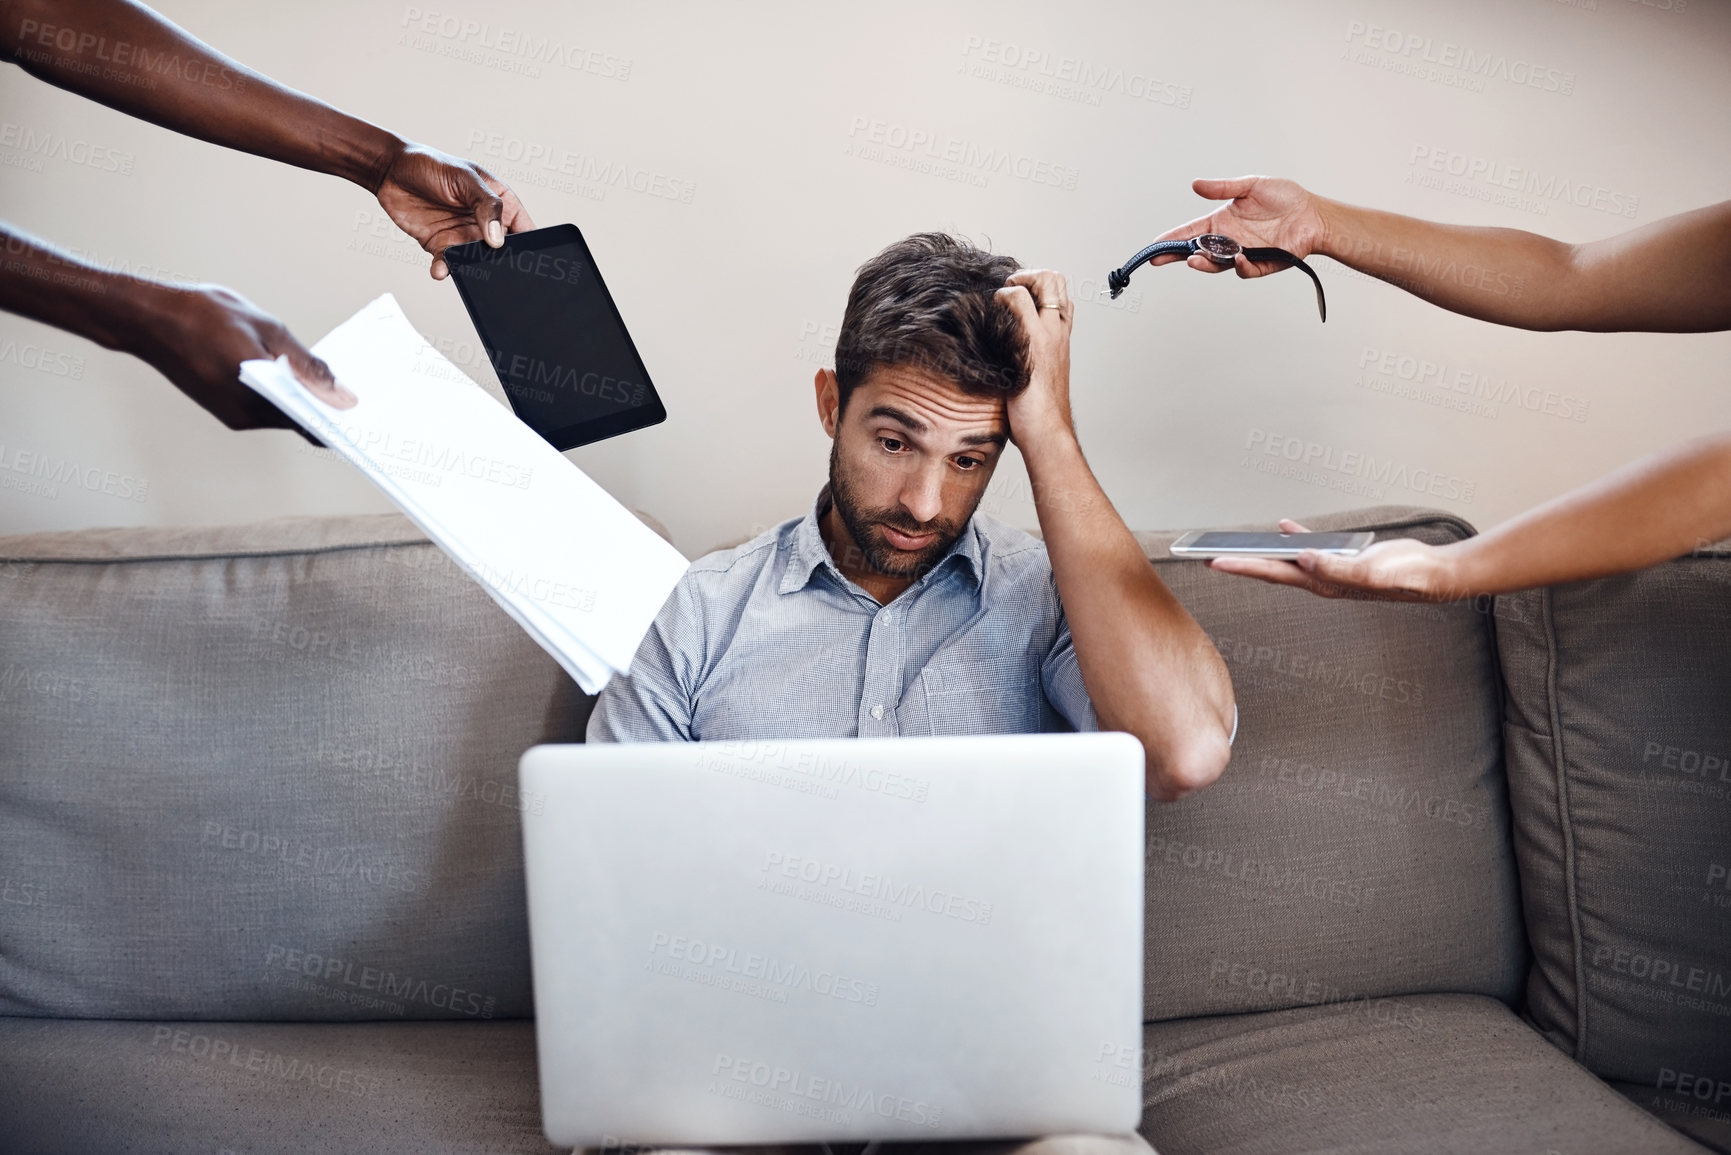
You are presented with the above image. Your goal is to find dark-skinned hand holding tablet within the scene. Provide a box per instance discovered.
[444,225,667,450]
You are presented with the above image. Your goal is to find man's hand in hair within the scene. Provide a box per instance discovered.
[994,269,1076,451]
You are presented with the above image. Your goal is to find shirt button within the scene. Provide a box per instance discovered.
[870,705,885,720]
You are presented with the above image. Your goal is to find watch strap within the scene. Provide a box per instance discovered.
[1106,239,1196,298]
[1242,247,1328,322]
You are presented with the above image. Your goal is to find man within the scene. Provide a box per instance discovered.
[0,0,536,438]
[1146,176,1731,601]
[590,232,1237,805]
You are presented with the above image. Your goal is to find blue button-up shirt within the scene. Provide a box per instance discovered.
[588,492,1096,742]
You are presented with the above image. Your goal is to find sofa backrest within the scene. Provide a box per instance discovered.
[1,505,1527,1027]
[0,514,591,1021]
[1495,543,1731,1098]
[1136,506,1527,1022]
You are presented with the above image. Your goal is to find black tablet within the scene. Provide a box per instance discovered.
[443,224,666,450]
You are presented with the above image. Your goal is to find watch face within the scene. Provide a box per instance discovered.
[1195,234,1242,263]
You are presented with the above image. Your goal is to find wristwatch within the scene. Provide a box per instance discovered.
[1107,233,1327,321]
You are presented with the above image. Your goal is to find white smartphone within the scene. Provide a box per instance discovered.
[1168,530,1375,559]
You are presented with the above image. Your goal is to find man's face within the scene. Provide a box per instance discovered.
[818,363,1009,579]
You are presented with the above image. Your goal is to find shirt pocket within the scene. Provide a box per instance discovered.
[918,656,1043,736]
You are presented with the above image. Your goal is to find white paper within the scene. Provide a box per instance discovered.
[239,293,689,694]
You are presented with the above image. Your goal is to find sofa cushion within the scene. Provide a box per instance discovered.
[1612,1079,1731,1155]
[1135,507,1524,1022]
[0,514,592,1020]
[1494,544,1731,1098]
[0,1016,561,1154]
[1137,993,1708,1154]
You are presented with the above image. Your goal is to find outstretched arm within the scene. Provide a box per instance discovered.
[1212,433,1731,601]
[0,221,352,435]
[997,270,1236,801]
[0,0,535,277]
[1150,176,1731,332]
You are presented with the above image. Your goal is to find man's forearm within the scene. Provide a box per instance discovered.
[1315,196,1731,333]
[0,0,400,189]
[1022,435,1235,798]
[1441,433,1731,596]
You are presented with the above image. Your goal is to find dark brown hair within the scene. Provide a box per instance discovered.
[833,233,1028,410]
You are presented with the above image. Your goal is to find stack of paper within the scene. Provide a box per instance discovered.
[240,293,689,694]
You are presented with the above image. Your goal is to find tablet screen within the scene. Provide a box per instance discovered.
[443,224,666,450]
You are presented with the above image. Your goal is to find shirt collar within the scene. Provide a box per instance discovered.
[778,487,985,597]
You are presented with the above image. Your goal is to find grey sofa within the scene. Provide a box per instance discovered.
[1,507,1726,1154]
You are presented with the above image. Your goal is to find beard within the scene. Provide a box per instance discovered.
[828,441,971,579]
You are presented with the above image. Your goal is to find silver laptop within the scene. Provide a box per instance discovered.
[519,732,1145,1146]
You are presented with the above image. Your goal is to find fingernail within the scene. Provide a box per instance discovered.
[488,220,504,245]
[331,381,358,407]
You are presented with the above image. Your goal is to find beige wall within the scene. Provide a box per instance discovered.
[2,0,1727,557]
